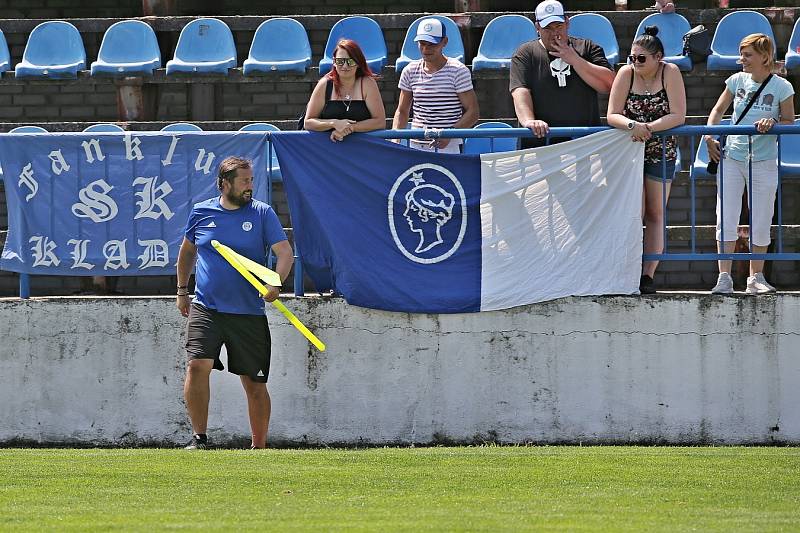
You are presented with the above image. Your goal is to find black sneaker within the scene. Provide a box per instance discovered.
[639,275,656,294]
[184,433,208,450]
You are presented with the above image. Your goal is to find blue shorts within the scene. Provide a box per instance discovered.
[643,160,676,183]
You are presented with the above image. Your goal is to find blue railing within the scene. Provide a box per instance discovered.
[7,125,798,298]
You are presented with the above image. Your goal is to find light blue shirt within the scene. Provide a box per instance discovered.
[724,72,794,162]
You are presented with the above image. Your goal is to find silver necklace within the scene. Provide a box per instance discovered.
[339,81,355,112]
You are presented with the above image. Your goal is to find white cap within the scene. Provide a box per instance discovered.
[535,0,566,28]
[414,18,446,44]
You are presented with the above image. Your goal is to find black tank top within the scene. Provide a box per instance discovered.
[624,64,677,163]
[318,78,372,122]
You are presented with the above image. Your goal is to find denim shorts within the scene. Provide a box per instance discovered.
[643,160,676,183]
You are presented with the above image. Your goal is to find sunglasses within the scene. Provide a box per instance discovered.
[628,54,652,64]
[333,58,357,67]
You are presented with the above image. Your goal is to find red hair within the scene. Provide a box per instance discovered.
[326,39,375,93]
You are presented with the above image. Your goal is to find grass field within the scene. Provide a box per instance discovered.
[1,446,799,531]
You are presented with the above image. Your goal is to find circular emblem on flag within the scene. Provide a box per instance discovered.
[388,163,467,265]
[242,221,253,231]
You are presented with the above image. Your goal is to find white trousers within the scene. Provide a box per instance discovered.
[715,157,777,246]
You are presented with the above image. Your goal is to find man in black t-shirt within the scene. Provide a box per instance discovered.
[509,0,615,148]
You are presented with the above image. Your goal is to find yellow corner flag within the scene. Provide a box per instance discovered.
[211,240,326,352]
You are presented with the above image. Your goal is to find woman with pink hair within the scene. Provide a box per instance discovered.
[303,39,386,142]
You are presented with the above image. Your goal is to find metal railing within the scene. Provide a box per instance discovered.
[7,125,798,298]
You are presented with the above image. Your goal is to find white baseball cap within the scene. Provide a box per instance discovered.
[414,18,446,44]
[535,0,566,28]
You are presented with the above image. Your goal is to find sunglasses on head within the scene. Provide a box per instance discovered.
[333,58,357,67]
[628,54,651,64]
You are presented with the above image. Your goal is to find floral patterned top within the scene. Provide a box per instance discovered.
[624,64,677,163]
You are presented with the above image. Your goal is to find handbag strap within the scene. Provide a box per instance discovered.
[733,74,773,125]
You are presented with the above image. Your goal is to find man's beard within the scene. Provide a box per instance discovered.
[225,190,252,206]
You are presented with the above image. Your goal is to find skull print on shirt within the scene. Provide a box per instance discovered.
[550,58,571,87]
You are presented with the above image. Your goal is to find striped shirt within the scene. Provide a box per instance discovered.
[398,57,473,129]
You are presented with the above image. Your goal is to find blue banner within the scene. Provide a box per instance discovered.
[273,132,483,313]
[0,132,269,275]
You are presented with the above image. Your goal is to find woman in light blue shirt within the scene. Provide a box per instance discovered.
[705,33,795,295]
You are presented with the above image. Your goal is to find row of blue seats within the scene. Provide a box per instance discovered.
[9,120,800,180]
[2,11,800,79]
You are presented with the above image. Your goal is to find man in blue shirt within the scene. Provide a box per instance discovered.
[176,156,293,449]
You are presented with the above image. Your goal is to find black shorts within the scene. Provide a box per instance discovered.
[185,303,271,383]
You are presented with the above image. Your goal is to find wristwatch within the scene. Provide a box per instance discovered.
[626,121,635,130]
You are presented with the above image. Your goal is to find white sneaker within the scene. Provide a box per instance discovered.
[746,273,776,295]
[711,272,734,294]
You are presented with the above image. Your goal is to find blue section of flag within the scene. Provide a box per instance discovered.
[272,132,482,313]
[0,132,268,275]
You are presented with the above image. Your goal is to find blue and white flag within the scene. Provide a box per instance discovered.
[0,132,269,275]
[273,129,644,313]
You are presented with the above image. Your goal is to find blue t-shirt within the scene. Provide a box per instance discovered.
[724,72,794,162]
[185,197,287,315]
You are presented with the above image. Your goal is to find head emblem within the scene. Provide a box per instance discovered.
[388,164,467,264]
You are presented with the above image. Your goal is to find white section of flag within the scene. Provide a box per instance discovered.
[479,129,645,311]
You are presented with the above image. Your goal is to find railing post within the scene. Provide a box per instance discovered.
[293,244,304,297]
[19,274,30,299]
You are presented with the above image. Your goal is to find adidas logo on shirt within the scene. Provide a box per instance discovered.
[257,370,264,377]
[204,221,216,228]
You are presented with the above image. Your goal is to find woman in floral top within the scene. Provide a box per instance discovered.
[607,26,686,294]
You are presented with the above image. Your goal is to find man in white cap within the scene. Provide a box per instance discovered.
[393,17,479,153]
[509,0,615,148]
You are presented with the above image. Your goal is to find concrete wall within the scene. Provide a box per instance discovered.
[1,294,798,446]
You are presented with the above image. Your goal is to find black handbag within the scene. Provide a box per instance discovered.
[707,74,773,175]
[682,25,711,64]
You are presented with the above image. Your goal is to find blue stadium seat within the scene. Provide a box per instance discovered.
[243,18,311,75]
[15,21,86,78]
[463,122,518,155]
[0,29,10,73]
[472,15,537,71]
[634,13,692,71]
[83,123,125,132]
[239,123,280,132]
[691,119,730,180]
[165,18,236,75]
[160,123,203,132]
[2,126,47,178]
[91,20,161,76]
[568,13,619,66]
[239,123,282,180]
[8,126,47,133]
[395,16,465,73]
[779,120,800,177]
[319,17,387,76]
[707,11,774,70]
[785,18,800,70]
